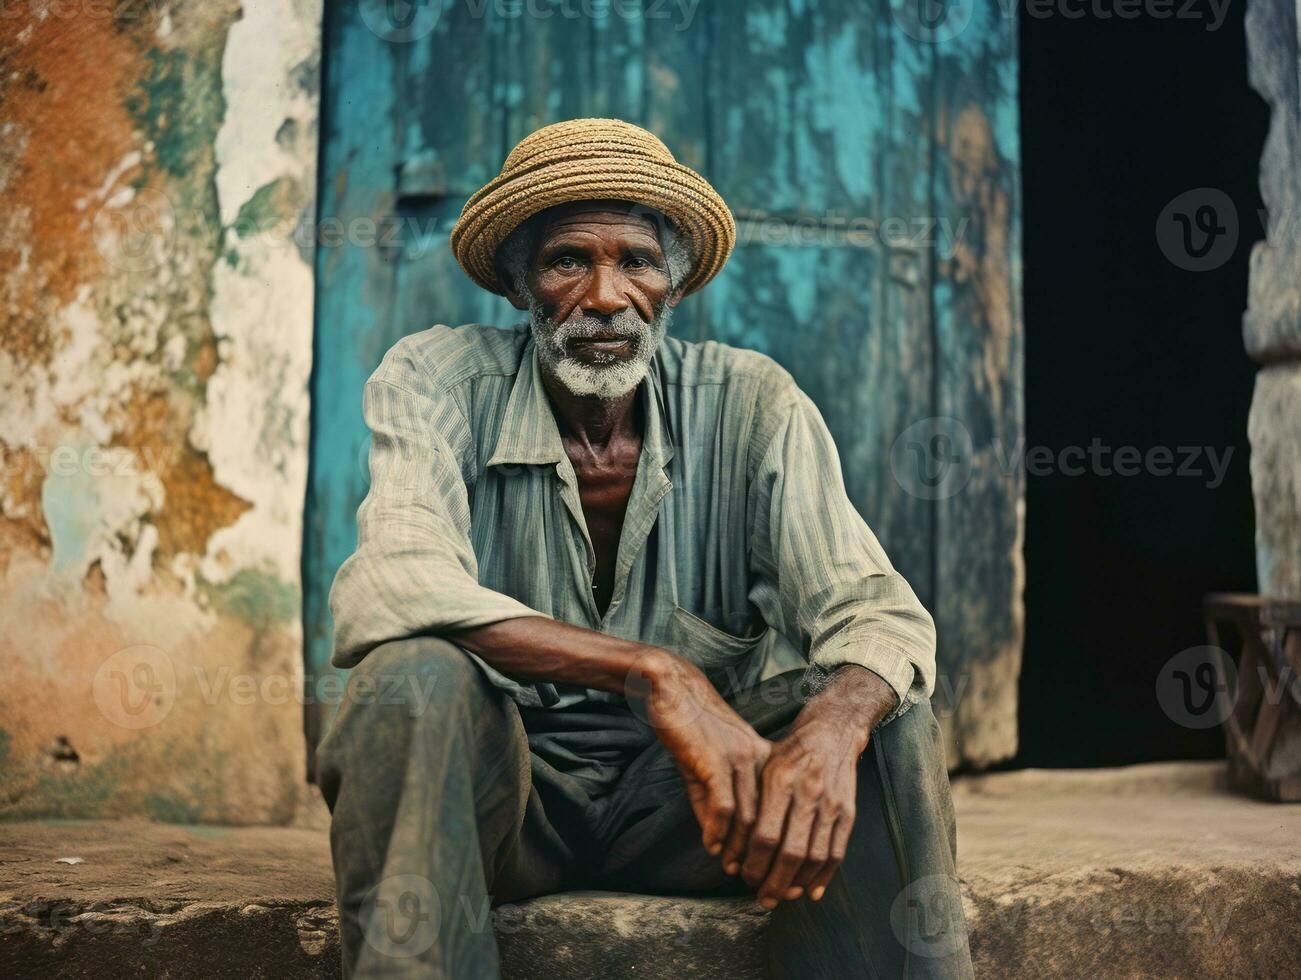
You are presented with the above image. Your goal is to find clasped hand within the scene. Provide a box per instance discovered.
[641,656,865,910]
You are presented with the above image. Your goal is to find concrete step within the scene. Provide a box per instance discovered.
[2,762,1298,979]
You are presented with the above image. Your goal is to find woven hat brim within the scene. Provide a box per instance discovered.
[450,155,736,297]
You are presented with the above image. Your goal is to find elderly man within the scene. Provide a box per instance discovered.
[318,118,972,979]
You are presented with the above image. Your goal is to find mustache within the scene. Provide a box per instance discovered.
[544,310,649,341]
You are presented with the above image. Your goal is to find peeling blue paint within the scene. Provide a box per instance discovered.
[41,453,101,575]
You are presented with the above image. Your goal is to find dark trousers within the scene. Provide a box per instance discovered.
[317,637,973,979]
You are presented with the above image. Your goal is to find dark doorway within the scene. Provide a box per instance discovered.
[1016,3,1269,767]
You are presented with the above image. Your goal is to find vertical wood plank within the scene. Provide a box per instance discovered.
[304,1,403,763]
[929,3,1024,767]
[702,0,935,607]
[391,3,519,335]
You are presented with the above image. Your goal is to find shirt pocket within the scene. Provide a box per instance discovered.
[668,605,767,677]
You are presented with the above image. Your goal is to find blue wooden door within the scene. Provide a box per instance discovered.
[306,0,1021,770]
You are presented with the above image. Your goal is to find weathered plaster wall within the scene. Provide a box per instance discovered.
[1244,0,1301,600]
[0,0,320,822]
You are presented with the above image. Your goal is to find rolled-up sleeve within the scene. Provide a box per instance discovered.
[328,361,547,669]
[746,389,935,725]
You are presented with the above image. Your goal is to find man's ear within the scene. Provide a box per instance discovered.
[666,285,685,308]
[503,282,530,311]
[496,260,530,310]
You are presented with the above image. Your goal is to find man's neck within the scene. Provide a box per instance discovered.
[539,366,642,453]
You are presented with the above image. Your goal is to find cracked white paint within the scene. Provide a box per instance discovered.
[0,284,158,590]
[202,0,319,589]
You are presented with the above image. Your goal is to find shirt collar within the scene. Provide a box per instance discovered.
[486,339,676,470]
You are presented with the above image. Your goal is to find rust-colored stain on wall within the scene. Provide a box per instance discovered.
[112,388,253,562]
[945,103,1015,420]
[0,13,146,362]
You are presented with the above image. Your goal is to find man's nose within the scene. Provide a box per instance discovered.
[579,265,630,317]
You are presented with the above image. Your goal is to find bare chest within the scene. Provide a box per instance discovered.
[565,439,641,615]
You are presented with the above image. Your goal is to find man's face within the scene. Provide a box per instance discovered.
[518,203,677,399]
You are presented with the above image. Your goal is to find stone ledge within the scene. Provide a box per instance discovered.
[2,762,1298,979]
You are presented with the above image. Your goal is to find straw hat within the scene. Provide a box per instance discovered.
[450,118,735,297]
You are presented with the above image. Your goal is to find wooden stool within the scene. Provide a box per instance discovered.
[1204,593,1301,802]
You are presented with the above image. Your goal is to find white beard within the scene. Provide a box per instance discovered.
[531,305,670,399]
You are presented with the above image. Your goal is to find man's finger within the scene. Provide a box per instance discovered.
[720,762,758,875]
[806,813,853,901]
[699,773,736,856]
[741,775,791,888]
[790,806,838,895]
[757,799,816,908]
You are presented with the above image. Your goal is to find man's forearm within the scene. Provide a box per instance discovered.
[792,664,900,755]
[449,615,684,699]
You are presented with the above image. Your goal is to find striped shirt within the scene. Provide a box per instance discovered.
[330,323,935,725]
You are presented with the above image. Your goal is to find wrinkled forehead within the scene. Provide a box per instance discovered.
[531,199,671,250]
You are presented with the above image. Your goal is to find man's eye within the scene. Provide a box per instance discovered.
[625,257,649,270]
[553,256,582,271]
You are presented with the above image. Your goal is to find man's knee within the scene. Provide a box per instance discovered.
[342,635,494,717]
[318,636,503,769]
[316,637,512,801]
